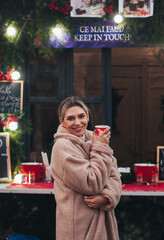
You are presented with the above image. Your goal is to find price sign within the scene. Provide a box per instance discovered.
[0,81,23,113]
[0,133,11,180]
[157,146,164,182]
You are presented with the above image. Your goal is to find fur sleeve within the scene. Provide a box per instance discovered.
[99,156,122,211]
[51,139,114,196]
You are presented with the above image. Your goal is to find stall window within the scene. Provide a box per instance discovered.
[27,48,112,161]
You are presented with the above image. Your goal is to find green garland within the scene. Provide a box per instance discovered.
[0,112,32,178]
[0,0,164,69]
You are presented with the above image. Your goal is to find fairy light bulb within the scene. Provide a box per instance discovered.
[11,71,20,80]
[52,27,62,39]
[114,15,123,24]
[9,122,18,131]
[7,26,16,36]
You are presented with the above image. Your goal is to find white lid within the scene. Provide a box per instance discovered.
[134,163,156,166]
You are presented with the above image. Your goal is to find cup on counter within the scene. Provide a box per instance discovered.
[134,163,158,184]
[21,162,45,182]
[95,125,110,135]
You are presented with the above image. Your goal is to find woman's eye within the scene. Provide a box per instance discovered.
[79,114,85,118]
[67,117,74,121]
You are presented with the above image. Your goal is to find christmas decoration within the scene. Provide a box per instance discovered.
[0,0,163,69]
[48,0,73,15]
[103,2,114,14]
[0,111,32,177]
[0,66,13,82]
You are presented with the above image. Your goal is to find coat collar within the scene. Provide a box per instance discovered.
[54,124,93,153]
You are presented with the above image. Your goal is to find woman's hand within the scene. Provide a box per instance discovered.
[93,127,111,145]
[84,195,109,209]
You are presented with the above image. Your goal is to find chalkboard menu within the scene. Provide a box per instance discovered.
[0,80,23,113]
[157,146,164,182]
[0,133,11,180]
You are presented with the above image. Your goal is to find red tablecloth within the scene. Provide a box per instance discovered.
[7,182,164,192]
[7,182,54,189]
[122,182,164,191]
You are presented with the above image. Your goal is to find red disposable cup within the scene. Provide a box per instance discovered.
[21,162,45,182]
[134,163,158,183]
[95,125,110,135]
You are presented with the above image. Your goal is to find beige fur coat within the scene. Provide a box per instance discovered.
[51,125,122,240]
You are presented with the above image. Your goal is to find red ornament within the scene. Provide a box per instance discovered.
[48,0,73,15]
[3,114,19,128]
[0,66,13,82]
[103,2,114,15]
[34,36,42,47]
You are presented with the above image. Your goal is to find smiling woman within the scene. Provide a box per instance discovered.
[50,96,122,240]
[58,96,90,137]
[59,106,89,137]
[58,97,90,137]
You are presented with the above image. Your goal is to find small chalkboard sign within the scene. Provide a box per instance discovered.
[0,80,23,114]
[0,132,11,180]
[157,146,164,182]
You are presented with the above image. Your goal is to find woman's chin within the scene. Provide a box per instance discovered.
[73,128,85,137]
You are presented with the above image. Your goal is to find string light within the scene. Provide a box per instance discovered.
[6,26,16,36]
[52,27,62,40]
[9,122,18,131]
[11,71,20,80]
[114,15,123,24]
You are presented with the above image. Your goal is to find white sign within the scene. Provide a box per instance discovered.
[71,0,106,17]
[119,0,154,18]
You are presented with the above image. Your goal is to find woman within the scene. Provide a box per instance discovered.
[51,96,122,240]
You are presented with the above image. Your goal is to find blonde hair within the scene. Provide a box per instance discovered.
[58,96,89,120]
